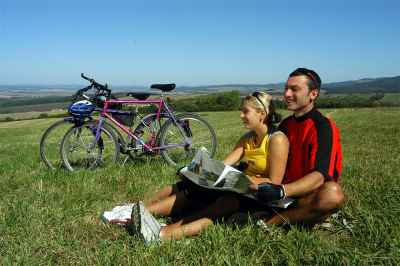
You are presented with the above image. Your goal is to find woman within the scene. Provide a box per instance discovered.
[131,91,289,242]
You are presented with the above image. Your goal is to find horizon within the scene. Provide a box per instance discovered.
[1,0,400,86]
[1,74,399,88]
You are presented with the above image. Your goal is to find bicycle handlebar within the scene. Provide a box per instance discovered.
[80,73,92,82]
[80,73,111,93]
[72,73,112,101]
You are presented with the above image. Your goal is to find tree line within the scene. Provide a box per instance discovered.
[1,91,399,122]
[169,91,399,112]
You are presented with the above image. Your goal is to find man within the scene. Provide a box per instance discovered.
[255,67,345,226]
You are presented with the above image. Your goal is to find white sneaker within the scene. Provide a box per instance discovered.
[131,202,161,245]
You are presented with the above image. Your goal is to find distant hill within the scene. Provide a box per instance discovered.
[324,76,400,93]
[178,76,400,94]
[177,83,285,95]
[0,75,399,97]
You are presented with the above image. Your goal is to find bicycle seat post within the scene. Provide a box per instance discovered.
[160,91,167,107]
[161,91,171,112]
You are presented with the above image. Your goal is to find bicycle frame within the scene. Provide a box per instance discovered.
[94,97,189,152]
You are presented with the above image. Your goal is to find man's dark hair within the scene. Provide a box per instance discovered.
[289,68,321,91]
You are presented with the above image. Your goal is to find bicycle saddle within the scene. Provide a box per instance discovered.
[126,92,151,100]
[150,83,176,92]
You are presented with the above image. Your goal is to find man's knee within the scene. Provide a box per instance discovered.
[313,182,345,213]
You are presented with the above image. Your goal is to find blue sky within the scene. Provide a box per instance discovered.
[1,0,399,86]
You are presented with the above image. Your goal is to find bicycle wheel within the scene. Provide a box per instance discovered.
[40,118,78,169]
[60,121,120,171]
[132,113,170,149]
[158,113,217,167]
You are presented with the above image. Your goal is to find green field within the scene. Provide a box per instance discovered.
[1,108,399,265]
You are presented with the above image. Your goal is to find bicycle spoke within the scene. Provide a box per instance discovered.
[159,114,216,167]
[40,119,80,169]
[61,123,119,171]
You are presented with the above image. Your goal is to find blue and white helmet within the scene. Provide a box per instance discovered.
[68,100,95,117]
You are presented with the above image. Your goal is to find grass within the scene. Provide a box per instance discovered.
[1,108,399,265]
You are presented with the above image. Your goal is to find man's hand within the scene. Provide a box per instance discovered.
[254,182,286,202]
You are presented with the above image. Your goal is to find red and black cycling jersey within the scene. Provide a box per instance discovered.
[278,108,342,184]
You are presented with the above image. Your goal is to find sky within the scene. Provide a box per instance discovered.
[1,0,399,86]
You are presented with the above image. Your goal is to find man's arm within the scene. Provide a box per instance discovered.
[252,170,325,201]
[284,171,324,197]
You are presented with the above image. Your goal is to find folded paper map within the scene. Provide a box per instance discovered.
[179,147,295,208]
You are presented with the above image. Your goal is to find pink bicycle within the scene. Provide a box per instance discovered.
[60,74,217,171]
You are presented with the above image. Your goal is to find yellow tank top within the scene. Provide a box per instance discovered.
[241,132,270,178]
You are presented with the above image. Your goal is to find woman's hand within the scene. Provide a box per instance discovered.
[249,183,258,191]
[248,175,272,186]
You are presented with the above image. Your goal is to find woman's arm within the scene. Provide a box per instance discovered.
[223,140,244,166]
[250,133,289,201]
[248,132,289,186]
[266,132,289,185]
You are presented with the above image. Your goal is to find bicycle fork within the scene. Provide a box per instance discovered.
[91,118,105,153]
[170,118,193,150]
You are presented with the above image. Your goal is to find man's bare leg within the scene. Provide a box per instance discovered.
[265,181,345,226]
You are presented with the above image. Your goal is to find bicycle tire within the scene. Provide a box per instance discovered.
[60,121,120,171]
[132,113,170,150]
[158,113,217,167]
[39,118,80,169]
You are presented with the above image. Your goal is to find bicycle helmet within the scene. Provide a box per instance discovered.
[68,100,95,117]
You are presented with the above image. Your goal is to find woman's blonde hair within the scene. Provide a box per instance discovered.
[242,91,281,132]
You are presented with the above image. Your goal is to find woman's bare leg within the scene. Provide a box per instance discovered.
[160,218,213,240]
[144,185,174,206]
[159,194,241,240]
[147,190,193,217]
